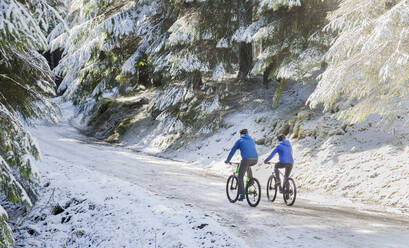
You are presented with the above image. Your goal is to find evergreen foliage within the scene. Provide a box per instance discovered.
[308,0,409,123]
[52,0,335,103]
[0,0,408,245]
[0,206,13,247]
[51,0,173,104]
[51,0,408,128]
[251,0,336,84]
[0,0,408,246]
[0,0,59,245]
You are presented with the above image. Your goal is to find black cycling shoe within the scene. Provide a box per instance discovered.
[237,194,245,201]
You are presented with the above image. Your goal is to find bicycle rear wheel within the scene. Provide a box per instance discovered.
[266,175,278,202]
[283,178,296,206]
[226,175,239,203]
[246,178,261,207]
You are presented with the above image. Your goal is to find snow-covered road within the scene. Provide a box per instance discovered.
[19,116,409,247]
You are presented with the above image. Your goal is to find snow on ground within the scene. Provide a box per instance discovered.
[294,130,409,212]
[14,98,409,247]
[14,157,243,247]
[118,82,409,213]
[14,111,245,248]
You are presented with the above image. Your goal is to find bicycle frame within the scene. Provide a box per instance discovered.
[276,169,286,189]
[266,162,288,188]
[229,162,252,193]
[265,162,296,206]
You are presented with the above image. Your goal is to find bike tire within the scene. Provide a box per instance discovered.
[246,178,261,207]
[266,175,278,202]
[283,178,297,206]
[226,175,239,203]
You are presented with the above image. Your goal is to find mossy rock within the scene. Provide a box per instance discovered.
[287,119,296,134]
[319,129,329,139]
[277,121,291,136]
[255,117,265,123]
[341,123,348,132]
[270,120,278,129]
[329,129,345,136]
[255,138,266,145]
[291,121,302,139]
[297,110,312,120]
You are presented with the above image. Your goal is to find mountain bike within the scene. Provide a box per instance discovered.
[225,162,261,207]
[265,163,297,206]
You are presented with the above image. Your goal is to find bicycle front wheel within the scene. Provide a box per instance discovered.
[283,178,297,206]
[246,178,261,207]
[266,175,278,202]
[226,175,239,203]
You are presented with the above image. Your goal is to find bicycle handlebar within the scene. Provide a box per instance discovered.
[227,162,240,166]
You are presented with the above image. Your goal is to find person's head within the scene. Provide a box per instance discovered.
[277,134,286,141]
[240,129,248,135]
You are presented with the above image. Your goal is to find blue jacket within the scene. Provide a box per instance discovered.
[226,134,258,162]
[265,140,294,164]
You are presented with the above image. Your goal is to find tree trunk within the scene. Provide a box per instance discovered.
[263,63,275,88]
[190,70,202,90]
[237,0,253,81]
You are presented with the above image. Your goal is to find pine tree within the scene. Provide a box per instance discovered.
[154,0,237,85]
[0,0,58,245]
[247,0,336,104]
[308,0,409,123]
[52,0,263,103]
[51,0,174,105]
[51,0,408,135]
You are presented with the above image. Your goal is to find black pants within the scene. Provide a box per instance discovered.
[274,163,293,186]
[238,159,258,195]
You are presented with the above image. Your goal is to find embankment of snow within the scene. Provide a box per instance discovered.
[66,79,409,213]
[117,82,409,212]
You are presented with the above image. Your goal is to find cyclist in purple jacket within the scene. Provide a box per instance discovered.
[264,134,294,192]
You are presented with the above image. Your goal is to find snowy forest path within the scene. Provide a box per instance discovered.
[31,118,409,248]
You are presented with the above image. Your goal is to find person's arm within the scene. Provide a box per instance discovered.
[264,146,279,163]
[225,140,240,163]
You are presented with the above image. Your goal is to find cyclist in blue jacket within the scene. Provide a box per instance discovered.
[264,134,294,192]
[225,129,258,201]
